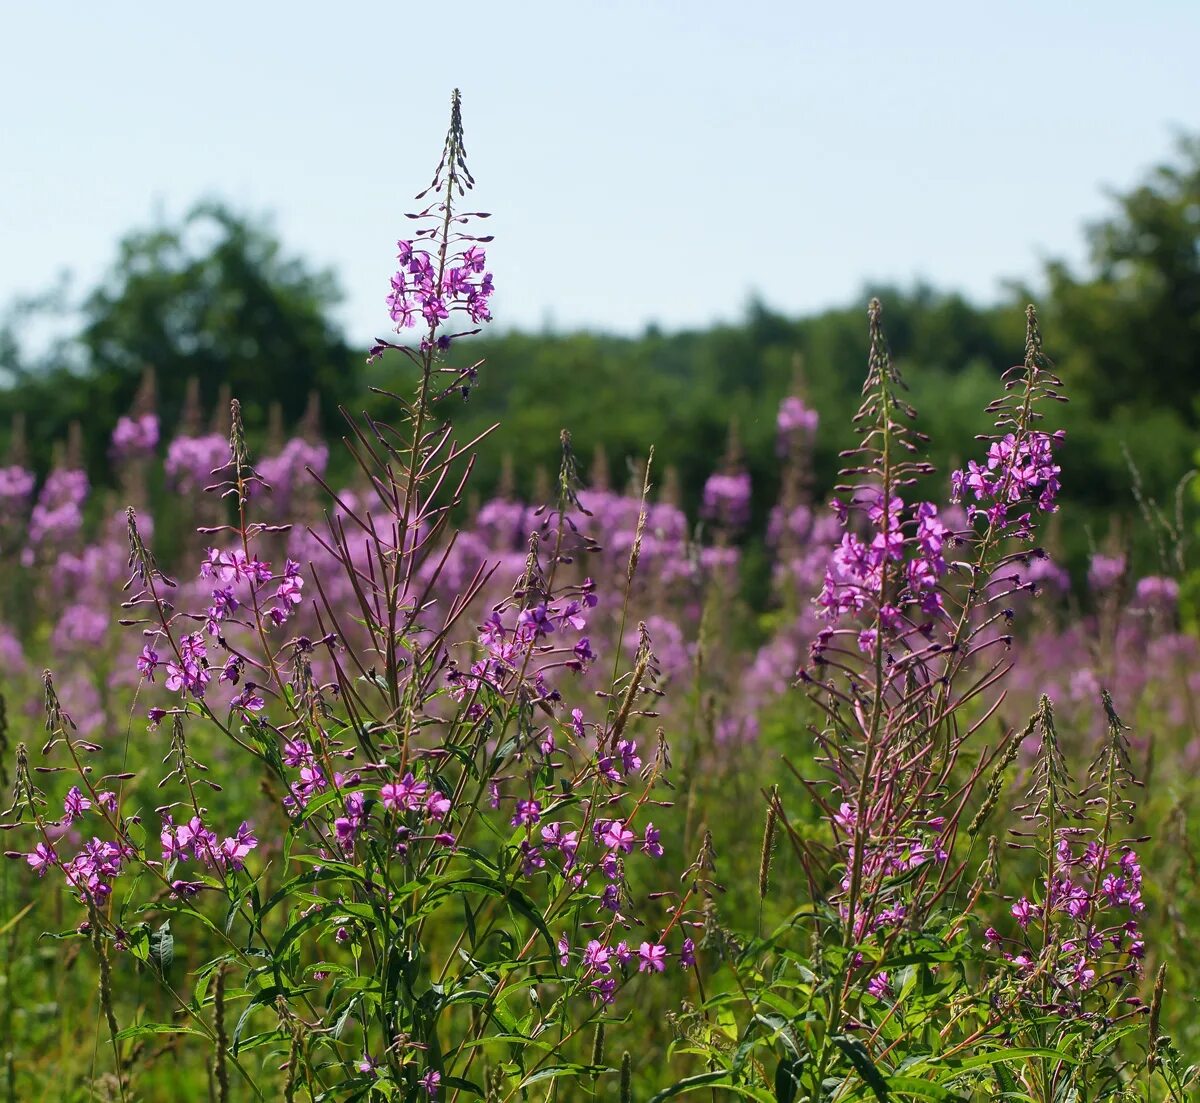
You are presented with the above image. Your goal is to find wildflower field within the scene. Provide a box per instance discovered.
[3,92,1200,1102]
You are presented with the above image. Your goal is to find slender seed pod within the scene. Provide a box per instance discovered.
[968,713,1036,837]
[214,964,229,1103]
[1148,962,1166,1072]
[283,1028,301,1103]
[590,1019,605,1072]
[759,786,779,901]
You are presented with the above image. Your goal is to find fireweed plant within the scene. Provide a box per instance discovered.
[663,303,1192,1100]
[3,92,694,1101]
[1,102,1196,1103]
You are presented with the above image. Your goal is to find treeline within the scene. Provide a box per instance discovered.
[4,140,1200,580]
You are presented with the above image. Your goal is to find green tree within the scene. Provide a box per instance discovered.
[0,202,358,475]
[1045,135,1200,421]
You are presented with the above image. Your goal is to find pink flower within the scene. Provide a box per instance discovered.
[63,786,91,824]
[637,942,667,973]
[381,773,428,813]
[583,939,611,975]
[601,820,636,852]
[424,791,451,821]
[218,822,258,871]
[26,842,56,876]
[511,799,542,827]
[867,972,891,999]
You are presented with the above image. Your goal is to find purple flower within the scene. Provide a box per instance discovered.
[219,823,258,871]
[701,471,752,530]
[110,413,159,460]
[1088,553,1126,593]
[231,683,265,714]
[463,245,487,273]
[1133,575,1179,611]
[512,799,542,827]
[164,633,211,699]
[381,773,428,813]
[165,434,228,494]
[776,396,819,452]
[600,820,636,852]
[63,786,91,824]
[1070,957,1096,990]
[1011,897,1034,929]
[637,942,667,973]
[26,842,56,876]
[583,939,612,975]
[136,645,160,681]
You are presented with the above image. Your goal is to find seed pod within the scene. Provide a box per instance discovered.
[1148,962,1166,1072]
[590,1020,605,1070]
[759,787,779,900]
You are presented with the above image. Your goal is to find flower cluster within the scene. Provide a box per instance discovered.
[701,471,752,531]
[110,413,160,461]
[133,549,304,713]
[989,837,1145,1000]
[815,493,949,636]
[776,395,818,454]
[28,467,88,552]
[830,799,949,939]
[388,239,494,333]
[165,432,228,493]
[257,436,329,508]
[0,463,35,516]
[1088,552,1126,593]
[161,816,259,877]
[951,429,1064,533]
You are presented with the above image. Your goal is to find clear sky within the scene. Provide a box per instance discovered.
[2,2,1197,350]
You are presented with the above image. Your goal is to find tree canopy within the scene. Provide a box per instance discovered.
[0,202,358,474]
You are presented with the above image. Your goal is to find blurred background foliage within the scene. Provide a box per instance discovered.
[3,135,1200,589]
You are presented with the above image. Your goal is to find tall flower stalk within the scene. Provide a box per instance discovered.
[3,91,687,1102]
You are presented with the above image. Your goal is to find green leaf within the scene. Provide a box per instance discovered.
[113,1022,206,1042]
[915,1048,1078,1073]
[260,864,370,917]
[775,1056,802,1103]
[884,1076,962,1100]
[232,985,299,1054]
[647,1071,732,1101]
[275,901,377,958]
[992,1062,1029,1099]
[519,1063,613,1088]
[834,1035,890,1100]
[149,919,174,972]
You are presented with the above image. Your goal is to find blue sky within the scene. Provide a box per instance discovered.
[2,2,1197,349]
